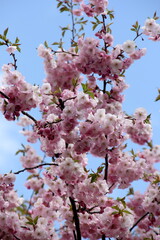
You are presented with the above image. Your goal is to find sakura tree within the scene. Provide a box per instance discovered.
[0,0,160,239]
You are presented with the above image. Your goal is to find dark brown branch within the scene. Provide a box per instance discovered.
[129,212,149,232]
[103,80,107,94]
[52,49,78,56]
[0,91,9,99]
[21,111,37,123]
[101,15,108,94]
[10,52,18,70]
[102,14,107,51]
[69,197,81,240]
[104,154,108,182]
[13,234,20,240]
[14,162,58,175]
[133,32,143,41]
[102,234,105,240]
[70,0,76,45]
[73,230,77,240]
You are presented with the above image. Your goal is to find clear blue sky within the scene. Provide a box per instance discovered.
[0,0,160,197]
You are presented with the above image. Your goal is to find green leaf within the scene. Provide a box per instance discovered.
[44,41,49,48]
[3,28,9,37]
[15,149,25,155]
[17,46,21,52]
[111,211,119,215]
[153,11,159,20]
[59,6,70,12]
[89,172,99,183]
[155,94,160,101]
[97,166,104,173]
[147,140,153,149]
[0,35,7,41]
[0,41,5,45]
[122,210,132,215]
[112,205,120,211]
[26,216,33,222]
[72,78,79,87]
[127,187,134,196]
[57,1,63,8]
[152,175,160,184]
[52,42,59,45]
[130,28,136,32]
[117,197,126,208]
[27,174,38,180]
[26,221,34,225]
[15,37,20,43]
[81,83,87,92]
[87,91,94,99]
[107,10,115,20]
[144,114,151,124]
[33,216,39,225]
[92,23,98,31]
[75,45,78,53]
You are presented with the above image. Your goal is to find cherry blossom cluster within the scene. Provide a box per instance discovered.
[73,0,108,17]
[38,44,82,93]
[142,18,160,41]
[73,37,146,79]
[0,64,39,120]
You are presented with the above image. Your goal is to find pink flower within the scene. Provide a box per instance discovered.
[102,33,114,46]
[72,9,82,16]
[130,48,146,60]
[6,46,17,54]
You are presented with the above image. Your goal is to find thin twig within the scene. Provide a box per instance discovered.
[133,32,143,41]
[129,212,149,232]
[52,49,78,56]
[102,14,107,51]
[102,15,108,94]
[5,40,18,70]
[10,52,18,70]
[14,162,58,175]
[21,111,37,123]
[104,154,108,182]
[69,197,81,240]
[70,0,76,45]
[13,234,20,240]
[0,91,9,99]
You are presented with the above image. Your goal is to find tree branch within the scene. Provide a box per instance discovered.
[70,0,76,45]
[14,162,58,175]
[13,234,20,240]
[10,52,18,70]
[129,212,149,232]
[104,154,108,182]
[0,91,9,99]
[103,80,107,94]
[69,197,81,240]
[21,111,37,123]
[102,234,106,240]
[4,39,18,70]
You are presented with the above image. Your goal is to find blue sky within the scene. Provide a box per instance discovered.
[0,0,160,198]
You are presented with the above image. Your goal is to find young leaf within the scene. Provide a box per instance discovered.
[3,28,9,37]
[44,41,49,48]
